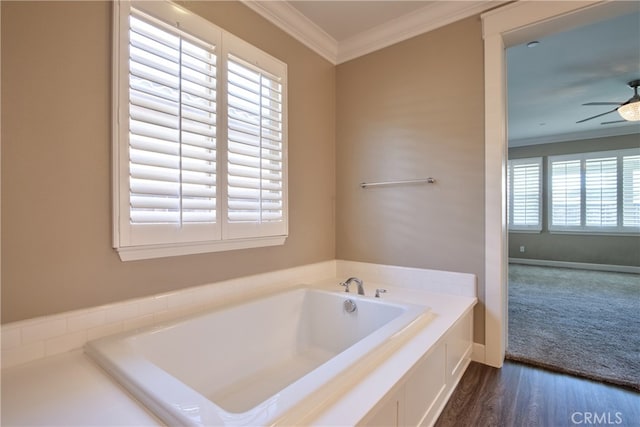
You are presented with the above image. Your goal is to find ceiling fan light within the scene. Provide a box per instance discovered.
[618,101,640,121]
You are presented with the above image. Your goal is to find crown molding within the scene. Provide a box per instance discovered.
[337,1,506,64]
[509,125,640,147]
[241,1,505,65]
[240,0,338,64]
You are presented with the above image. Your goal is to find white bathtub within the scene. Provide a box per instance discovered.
[85,286,430,426]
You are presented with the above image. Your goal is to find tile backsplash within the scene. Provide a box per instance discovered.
[1,259,476,370]
[1,261,336,369]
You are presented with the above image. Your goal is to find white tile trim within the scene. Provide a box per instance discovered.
[336,260,477,297]
[1,260,337,370]
[1,259,477,370]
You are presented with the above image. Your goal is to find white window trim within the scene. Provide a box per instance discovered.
[547,148,640,235]
[116,235,286,262]
[112,0,288,261]
[507,157,542,232]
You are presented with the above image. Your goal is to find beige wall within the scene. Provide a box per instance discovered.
[335,17,486,343]
[509,134,640,266]
[1,1,336,323]
[2,2,487,345]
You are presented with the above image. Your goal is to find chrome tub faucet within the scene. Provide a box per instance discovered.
[340,277,365,295]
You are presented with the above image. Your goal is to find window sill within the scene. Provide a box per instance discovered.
[116,235,287,261]
[508,229,542,234]
[547,230,639,237]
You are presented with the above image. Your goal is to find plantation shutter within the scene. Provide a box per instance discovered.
[114,2,288,259]
[551,159,581,227]
[585,157,617,227]
[508,159,541,230]
[128,13,217,227]
[507,164,510,227]
[623,155,640,227]
[225,52,286,239]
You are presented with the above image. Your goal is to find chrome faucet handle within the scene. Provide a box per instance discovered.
[375,288,387,298]
[340,281,350,293]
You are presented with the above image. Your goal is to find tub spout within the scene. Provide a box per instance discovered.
[340,277,365,295]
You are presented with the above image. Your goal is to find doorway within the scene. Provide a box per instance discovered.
[481,0,640,368]
[502,9,640,389]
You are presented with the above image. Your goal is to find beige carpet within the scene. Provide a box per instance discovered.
[507,264,640,391]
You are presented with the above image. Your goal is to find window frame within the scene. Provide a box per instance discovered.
[547,148,640,235]
[112,0,288,261]
[507,157,543,233]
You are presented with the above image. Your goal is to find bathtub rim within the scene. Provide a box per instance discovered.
[84,285,432,426]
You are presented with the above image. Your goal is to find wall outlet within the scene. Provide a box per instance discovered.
[519,246,525,253]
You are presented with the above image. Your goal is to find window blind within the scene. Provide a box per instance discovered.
[509,160,541,229]
[623,155,640,227]
[226,54,284,225]
[507,158,542,231]
[114,1,288,259]
[585,157,617,227]
[128,14,217,225]
[548,149,640,233]
[551,159,581,227]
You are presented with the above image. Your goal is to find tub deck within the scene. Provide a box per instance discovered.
[2,267,477,427]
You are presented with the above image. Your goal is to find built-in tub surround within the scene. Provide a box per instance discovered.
[86,288,430,426]
[1,262,337,369]
[2,261,477,426]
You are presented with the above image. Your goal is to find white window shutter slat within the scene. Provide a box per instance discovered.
[226,54,286,232]
[508,158,542,231]
[128,13,217,228]
[551,159,581,227]
[623,155,640,227]
[585,157,617,227]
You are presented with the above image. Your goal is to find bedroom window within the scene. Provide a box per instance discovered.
[507,157,542,232]
[548,148,640,234]
[112,1,288,261]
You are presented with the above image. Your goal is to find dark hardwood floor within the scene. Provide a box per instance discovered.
[434,361,640,427]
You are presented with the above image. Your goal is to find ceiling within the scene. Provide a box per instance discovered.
[507,8,640,147]
[243,1,640,147]
[242,0,502,63]
[288,1,431,41]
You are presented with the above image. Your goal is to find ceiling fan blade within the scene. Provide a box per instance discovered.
[601,120,626,125]
[576,108,619,123]
[583,102,623,106]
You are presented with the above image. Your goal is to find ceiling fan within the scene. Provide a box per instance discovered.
[577,79,640,124]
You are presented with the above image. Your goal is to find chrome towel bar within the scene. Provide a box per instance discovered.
[360,178,436,189]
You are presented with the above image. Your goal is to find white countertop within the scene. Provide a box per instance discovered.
[1,281,476,427]
[1,349,162,426]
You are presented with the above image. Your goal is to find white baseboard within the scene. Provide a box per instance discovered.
[471,343,485,364]
[509,258,640,274]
